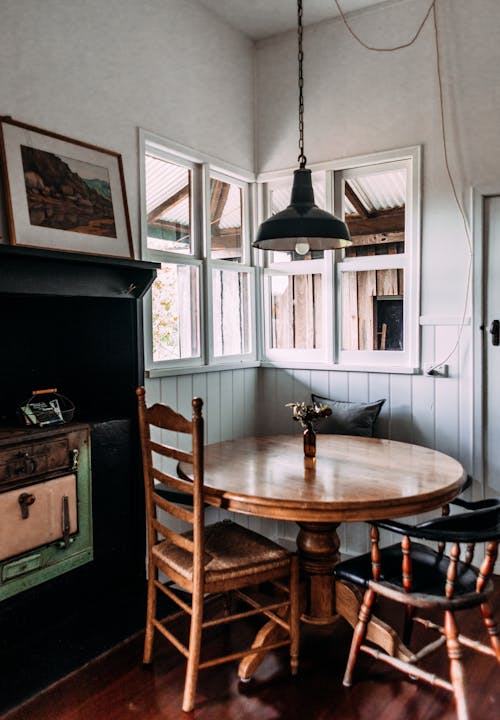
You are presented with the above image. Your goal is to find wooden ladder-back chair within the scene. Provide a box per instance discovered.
[136,387,299,712]
[333,497,500,720]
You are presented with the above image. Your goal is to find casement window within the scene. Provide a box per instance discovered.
[258,147,420,370]
[259,171,334,365]
[140,131,256,374]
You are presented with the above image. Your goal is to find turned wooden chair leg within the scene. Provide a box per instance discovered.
[480,602,500,663]
[182,594,204,713]
[402,604,415,647]
[343,588,376,687]
[143,566,157,665]
[290,555,300,676]
[444,610,469,720]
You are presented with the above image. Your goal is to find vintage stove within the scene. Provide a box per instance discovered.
[0,422,92,600]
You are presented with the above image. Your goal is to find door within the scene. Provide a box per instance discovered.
[483,195,500,498]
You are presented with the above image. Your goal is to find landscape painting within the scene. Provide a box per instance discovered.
[0,117,134,258]
[20,146,117,237]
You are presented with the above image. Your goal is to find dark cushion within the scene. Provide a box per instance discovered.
[333,542,479,598]
[311,394,385,437]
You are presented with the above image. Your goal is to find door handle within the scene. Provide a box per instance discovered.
[490,320,500,346]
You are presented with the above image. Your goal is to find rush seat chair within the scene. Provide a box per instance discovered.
[136,387,300,712]
[333,498,500,720]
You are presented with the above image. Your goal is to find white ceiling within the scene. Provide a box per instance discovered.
[196,0,388,40]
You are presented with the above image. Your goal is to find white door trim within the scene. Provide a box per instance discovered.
[472,185,500,497]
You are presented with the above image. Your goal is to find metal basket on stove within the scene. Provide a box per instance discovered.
[18,388,75,427]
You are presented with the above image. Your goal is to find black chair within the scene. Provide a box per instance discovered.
[334,498,500,720]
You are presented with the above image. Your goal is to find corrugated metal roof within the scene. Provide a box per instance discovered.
[145,153,190,226]
[145,157,405,237]
[211,181,242,231]
[146,154,242,231]
[345,168,406,215]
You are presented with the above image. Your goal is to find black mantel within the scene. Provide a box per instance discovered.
[0,245,158,713]
[0,244,158,299]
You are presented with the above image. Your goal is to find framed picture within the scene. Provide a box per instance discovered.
[0,116,134,258]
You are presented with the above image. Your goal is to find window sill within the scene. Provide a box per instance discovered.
[146,360,261,378]
[259,360,420,374]
[146,360,421,378]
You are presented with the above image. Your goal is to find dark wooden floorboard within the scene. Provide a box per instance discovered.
[5,579,499,720]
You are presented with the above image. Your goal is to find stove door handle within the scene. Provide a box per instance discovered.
[18,492,36,519]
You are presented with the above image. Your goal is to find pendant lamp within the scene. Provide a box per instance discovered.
[253,0,352,255]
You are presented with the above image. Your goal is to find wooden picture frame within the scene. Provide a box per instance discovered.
[0,117,134,258]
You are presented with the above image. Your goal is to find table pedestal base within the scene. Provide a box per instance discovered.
[296,521,340,623]
[237,521,413,679]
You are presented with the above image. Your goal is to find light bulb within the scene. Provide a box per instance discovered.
[295,240,310,255]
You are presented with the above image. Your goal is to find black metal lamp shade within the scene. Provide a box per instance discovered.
[253,169,352,252]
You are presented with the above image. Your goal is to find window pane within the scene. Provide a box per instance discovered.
[210,178,242,261]
[145,154,192,254]
[212,269,251,356]
[341,269,404,351]
[270,274,322,349]
[152,263,200,361]
[344,168,406,258]
[268,172,326,262]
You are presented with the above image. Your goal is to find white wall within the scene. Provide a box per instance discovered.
[0,1,279,538]
[0,0,255,257]
[2,0,495,557]
[253,0,500,551]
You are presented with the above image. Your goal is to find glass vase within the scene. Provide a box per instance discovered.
[303,426,316,458]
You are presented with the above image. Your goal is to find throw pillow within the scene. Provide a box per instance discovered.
[311,394,386,437]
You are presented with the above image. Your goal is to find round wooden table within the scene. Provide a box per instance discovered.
[180,433,466,676]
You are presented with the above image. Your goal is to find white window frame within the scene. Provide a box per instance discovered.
[256,146,421,371]
[140,129,257,375]
[204,166,256,365]
[263,258,334,364]
[333,148,420,369]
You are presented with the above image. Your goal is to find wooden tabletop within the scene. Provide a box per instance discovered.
[181,434,466,523]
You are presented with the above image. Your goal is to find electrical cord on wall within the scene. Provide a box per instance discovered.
[334,0,472,374]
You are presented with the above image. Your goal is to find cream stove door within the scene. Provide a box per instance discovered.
[0,473,77,561]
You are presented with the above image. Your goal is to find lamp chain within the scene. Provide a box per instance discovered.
[297,0,306,169]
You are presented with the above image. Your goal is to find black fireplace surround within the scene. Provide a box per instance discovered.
[0,245,158,713]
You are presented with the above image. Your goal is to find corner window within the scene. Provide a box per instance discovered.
[151,262,200,363]
[145,152,193,255]
[209,175,243,261]
[140,131,256,373]
[257,147,420,369]
[260,171,334,364]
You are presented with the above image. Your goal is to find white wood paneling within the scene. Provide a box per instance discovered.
[147,310,470,557]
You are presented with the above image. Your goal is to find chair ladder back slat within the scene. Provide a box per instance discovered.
[152,468,194,495]
[145,402,193,434]
[152,519,195,553]
[152,491,194,525]
[148,438,194,465]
